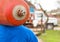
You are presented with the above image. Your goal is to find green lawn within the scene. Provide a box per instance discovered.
[39,30,60,42]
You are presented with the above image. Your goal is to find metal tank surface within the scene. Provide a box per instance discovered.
[0,0,30,26]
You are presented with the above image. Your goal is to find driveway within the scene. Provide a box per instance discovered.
[38,38,43,42]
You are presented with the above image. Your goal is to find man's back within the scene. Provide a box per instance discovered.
[0,25,38,42]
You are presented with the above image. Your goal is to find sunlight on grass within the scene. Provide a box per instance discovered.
[39,30,60,42]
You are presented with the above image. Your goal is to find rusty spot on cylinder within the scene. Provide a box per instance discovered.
[17,10,24,17]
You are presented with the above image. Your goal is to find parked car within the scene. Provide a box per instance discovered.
[46,17,58,29]
[24,10,58,29]
[32,11,58,29]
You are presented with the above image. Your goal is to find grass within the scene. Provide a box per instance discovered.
[39,30,60,42]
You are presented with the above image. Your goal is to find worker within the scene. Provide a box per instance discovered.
[0,25,38,42]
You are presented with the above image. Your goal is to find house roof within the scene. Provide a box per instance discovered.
[24,0,35,8]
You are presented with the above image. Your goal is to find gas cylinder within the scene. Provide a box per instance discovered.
[0,0,30,26]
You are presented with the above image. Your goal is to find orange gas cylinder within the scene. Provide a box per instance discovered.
[0,0,30,26]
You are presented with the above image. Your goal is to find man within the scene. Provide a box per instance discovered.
[0,0,38,42]
[0,25,38,42]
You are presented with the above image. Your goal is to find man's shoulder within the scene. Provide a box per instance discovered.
[19,25,32,33]
[19,25,38,42]
[19,25,36,37]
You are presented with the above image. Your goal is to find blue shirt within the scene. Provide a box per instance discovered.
[0,25,38,42]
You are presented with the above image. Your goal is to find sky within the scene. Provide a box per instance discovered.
[27,0,59,11]
[38,0,59,11]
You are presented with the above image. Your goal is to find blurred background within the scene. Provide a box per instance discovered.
[24,0,60,42]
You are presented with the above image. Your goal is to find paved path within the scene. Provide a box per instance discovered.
[38,38,43,42]
[54,27,60,30]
